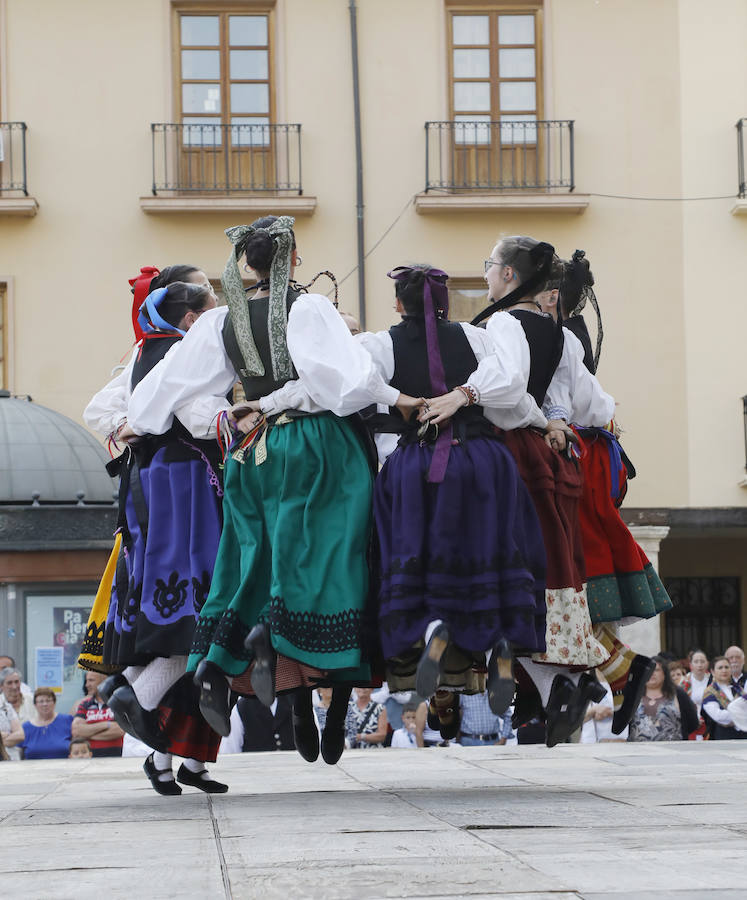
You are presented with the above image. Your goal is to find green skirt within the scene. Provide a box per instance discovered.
[188,413,373,677]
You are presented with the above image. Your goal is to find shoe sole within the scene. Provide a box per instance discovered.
[197,687,231,738]
[487,653,515,716]
[250,660,276,708]
[416,633,449,699]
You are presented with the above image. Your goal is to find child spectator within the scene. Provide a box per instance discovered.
[390,705,422,748]
[69,738,92,759]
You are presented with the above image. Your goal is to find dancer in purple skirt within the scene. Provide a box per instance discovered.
[95,277,230,794]
[359,264,550,736]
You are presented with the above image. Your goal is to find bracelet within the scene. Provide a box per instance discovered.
[455,384,478,406]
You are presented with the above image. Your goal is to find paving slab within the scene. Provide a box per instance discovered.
[2,742,746,899]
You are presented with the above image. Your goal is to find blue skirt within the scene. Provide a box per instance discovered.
[103,446,222,667]
[373,435,547,661]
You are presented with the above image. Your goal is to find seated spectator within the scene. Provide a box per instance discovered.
[458,691,513,747]
[701,656,747,740]
[220,695,295,754]
[0,668,35,723]
[69,738,92,759]
[370,682,424,734]
[628,656,699,742]
[0,692,24,759]
[668,661,687,687]
[21,689,74,759]
[390,705,422,748]
[71,672,124,757]
[349,687,388,749]
[725,645,746,689]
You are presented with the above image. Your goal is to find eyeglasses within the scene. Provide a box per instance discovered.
[484,258,504,273]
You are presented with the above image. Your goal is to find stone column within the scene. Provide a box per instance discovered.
[618,525,670,657]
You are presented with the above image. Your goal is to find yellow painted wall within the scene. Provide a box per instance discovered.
[0,0,745,513]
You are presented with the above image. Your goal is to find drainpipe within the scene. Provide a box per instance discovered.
[348,0,366,328]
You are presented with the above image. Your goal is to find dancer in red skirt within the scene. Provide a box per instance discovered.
[537,250,673,733]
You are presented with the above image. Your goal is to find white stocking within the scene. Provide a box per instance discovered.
[152,751,174,782]
[131,656,188,710]
[123,666,145,685]
[184,757,211,780]
[517,658,580,707]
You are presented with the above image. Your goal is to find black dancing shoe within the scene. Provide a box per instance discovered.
[426,697,441,732]
[512,681,544,730]
[176,763,228,794]
[108,686,169,753]
[432,690,461,741]
[415,623,451,700]
[612,655,656,734]
[98,673,128,705]
[143,753,182,796]
[565,671,608,737]
[244,623,277,708]
[320,722,346,766]
[194,659,232,738]
[293,712,320,763]
[487,639,516,716]
[544,674,577,748]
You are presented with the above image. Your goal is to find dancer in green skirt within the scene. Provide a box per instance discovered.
[127,215,420,764]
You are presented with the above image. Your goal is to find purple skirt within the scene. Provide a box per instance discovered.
[103,447,221,667]
[374,436,547,660]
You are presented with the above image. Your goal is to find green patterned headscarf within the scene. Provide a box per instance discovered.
[222,215,296,381]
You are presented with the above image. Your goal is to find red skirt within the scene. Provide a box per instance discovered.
[577,429,672,624]
[157,675,222,763]
[503,429,606,668]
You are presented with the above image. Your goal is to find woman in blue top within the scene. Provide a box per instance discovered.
[22,688,73,760]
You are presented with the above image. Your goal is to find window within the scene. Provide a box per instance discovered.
[449,6,542,135]
[176,8,273,145]
[663,577,741,659]
[171,5,278,191]
[447,277,488,323]
[444,4,548,190]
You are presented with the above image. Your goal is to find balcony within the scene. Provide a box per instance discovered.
[140,123,316,216]
[732,119,747,216]
[416,119,588,215]
[0,122,38,217]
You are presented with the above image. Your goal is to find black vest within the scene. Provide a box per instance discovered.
[386,318,487,431]
[509,310,565,407]
[222,287,302,399]
[563,316,595,374]
[130,333,182,391]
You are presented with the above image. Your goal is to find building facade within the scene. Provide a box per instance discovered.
[1,0,746,667]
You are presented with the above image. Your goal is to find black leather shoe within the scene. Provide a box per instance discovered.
[143,753,181,796]
[565,671,608,737]
[415,623,450,699]
[293,712,320,763]
[433,690,461,741]
[194,659,232,738]
[320,722,345,765]
[612,655,656,734]
[545,674,577,748]
[176,763,228,793]
[98,673,128,705]
[244,623,276,708]
[487,639,515,716]
[108,686,169,752]
[512,681,544,729]
[426,698,440,731]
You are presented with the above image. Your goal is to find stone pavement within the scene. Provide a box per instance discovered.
[2,741,746,899]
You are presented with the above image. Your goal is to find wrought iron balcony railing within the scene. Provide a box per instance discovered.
[0,122,29,195]
[425,119,575,193]
[150,123,303,195]
[737,119,746,198]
